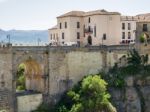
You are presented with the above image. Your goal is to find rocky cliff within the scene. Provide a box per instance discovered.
[110,76,150,112]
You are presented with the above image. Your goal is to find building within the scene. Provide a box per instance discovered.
[120,16,137,45]
[48,9,146,46]
[136,14,150,45]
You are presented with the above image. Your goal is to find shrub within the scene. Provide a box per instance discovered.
[55,75,116,112]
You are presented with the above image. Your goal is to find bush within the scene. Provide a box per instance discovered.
[54,75,116,112]
[140,34,145,43]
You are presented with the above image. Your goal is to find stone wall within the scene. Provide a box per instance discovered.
[17,94,43,112]
[48,47,128,103]
[0,47,13,112]
[0,45,150,112]
[48,50,105,98]
[110,76,150,112]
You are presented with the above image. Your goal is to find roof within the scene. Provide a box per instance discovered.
[57,9,120,18]
[48,25,58,30]
[136,13,150,22]
[84,9,120,16]
[57,11,85,18]
[121,16,138,21]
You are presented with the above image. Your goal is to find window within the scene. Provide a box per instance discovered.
[122,32,125,39]
[56,33,58,38]
[128,23,131,30]
[122,23,125,30]
[103,34,106,40]
[83,25,85,37]
[65,22,67,28]
[77,32,80,39]
[53,34,55,40]
[77,22,80,28]
[128,32,131,39]
[51,34,52,40]
[62,33,64,39]
[143,24,148,31]
[60,23,62,29]
[88,26,91,32]
[94,26,96,37]
[88,17,91,23]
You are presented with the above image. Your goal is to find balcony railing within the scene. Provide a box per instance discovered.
[84,28,93,34]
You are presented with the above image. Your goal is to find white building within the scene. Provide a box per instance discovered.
[120,16,137,44]
[48,9,137,46]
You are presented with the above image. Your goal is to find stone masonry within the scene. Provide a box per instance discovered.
[0,44,150,112]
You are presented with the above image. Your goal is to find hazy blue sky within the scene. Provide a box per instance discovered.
[0,0,149,30]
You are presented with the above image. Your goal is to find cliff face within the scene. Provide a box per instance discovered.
[110,76,150,112]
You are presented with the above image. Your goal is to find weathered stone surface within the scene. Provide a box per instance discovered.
[125,87,141,112]
[114,101,125,112]
[126,99,141,112]
[146,76,150,86]
[17,94,43,112]
[140,86,150,101]
[145,101,150,112]
[0,45,150,112]
[109,88,124,101]
[125,76,134,87]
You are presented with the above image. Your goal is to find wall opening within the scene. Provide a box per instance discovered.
[16,58,43,94]
[88,35,92,45]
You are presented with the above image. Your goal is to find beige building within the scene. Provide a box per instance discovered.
[121,16,137,44]
[48,9,143,46]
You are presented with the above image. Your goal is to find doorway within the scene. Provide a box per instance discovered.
[88,36,92,45]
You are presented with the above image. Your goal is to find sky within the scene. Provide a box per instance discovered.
[0,0,150,30]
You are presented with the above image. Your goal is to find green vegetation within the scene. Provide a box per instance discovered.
[140,34,145,43]
[33,49,150,112]
[101,49,150,88]
[54,75,116,112]
[16,64,26,91]
[34,75,116,112]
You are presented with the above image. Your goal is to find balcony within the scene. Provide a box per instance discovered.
[84,28,93,34]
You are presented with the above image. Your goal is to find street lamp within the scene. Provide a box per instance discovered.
[7,34,10,44]
[37,38,41,46]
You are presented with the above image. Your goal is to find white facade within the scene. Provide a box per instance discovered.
[48,10,137,46]
[120,16,137,44]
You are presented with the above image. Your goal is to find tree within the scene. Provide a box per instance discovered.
[127,49,149,67]
[16,64,26,91]
[57,75,116,112]
[127,49,142,67]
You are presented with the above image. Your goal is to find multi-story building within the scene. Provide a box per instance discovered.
[120,16,137,44]
[48,9,146,46]
[136,14,150,45]
[49,10,122,46]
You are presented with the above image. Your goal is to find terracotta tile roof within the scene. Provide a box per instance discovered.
[84,9,120,16]
[57,11,85,18]
[57,9,120,18]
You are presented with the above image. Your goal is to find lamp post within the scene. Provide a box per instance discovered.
[37,38,41,46]
[7,34,10,44]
